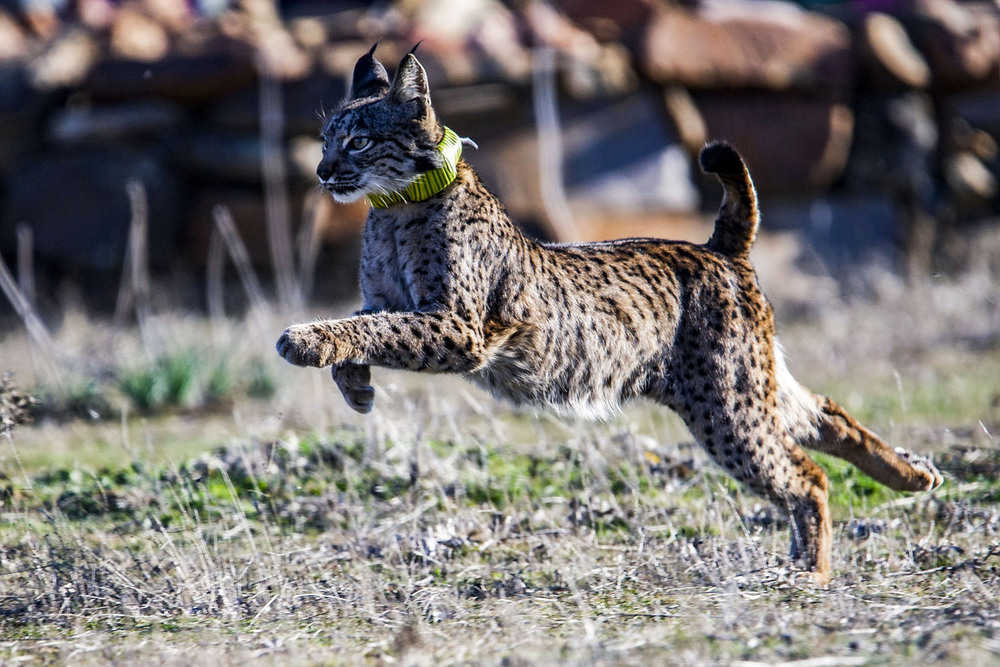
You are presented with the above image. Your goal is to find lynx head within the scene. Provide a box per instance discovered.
[316,44,445,203]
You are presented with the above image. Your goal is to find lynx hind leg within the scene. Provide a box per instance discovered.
[727,433,831,584]
[808,396,943,492]
[675,397,833,583]
[332,362,375,414]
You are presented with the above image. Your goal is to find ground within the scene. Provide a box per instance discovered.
[0,225,999,665]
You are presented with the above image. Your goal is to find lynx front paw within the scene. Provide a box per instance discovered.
[276,324,341,368]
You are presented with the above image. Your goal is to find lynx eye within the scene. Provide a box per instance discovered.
[347,136,372,152]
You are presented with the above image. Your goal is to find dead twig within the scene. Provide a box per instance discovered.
[212,204,273,339]
[15,223,35,309]
[259,67,301,313]
[0,249,63,386]
[532,46,578,243]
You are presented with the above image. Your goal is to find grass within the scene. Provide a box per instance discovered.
[117,350,276,414]
[0,255,999,664]
[1,416,998,664]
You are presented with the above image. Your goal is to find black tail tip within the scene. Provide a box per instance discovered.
[699,141,744,176]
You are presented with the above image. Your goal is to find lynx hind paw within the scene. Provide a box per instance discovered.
[341,385,375,414]
[894,447,944,491]
[332,364,375,414]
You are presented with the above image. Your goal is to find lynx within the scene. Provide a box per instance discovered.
[277,45,942,584]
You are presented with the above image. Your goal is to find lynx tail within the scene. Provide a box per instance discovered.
[700,141,759,258]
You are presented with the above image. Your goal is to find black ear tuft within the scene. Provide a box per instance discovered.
[389,52,431,116]
[351,42,390,100]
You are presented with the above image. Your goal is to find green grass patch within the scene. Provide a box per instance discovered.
[812,451,902,517]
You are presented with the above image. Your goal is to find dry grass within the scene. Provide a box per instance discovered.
[1,232,999,665]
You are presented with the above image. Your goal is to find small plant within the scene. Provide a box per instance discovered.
[119,351,202,413]
[119,363,168,413]
[118,351,276,413]
[205,361,234,406]
[0,372,35,435]
[245,358,276,399]
[160,353,199,406]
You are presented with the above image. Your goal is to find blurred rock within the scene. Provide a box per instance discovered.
[0,0,996,297]
[901,0,1000,90]
[642,0,852,93]
[554,0,656,47]
[185,186,315,267]
[171,130,266,184]
[84,47,256,103]
[185,187,273,267]
[946,151,997,204]
[562,92,698,213]
[845,90,942,271]
[110,7,170,62]
[288,135,323,185]
[693,92,854,192]
[311,194,368,248]
[170,128,329,187]
[663,85,707,153]
[29,29,99,90]
[141,0,194,34]
[0,65,44,166]
[290,17,327,51]
[48,101,185,145]
[953,90,1000,138]
[859,11,931,89]
[255,23,312,80]
[2,152,182,272]
[77,0,115,31]
[204,71,348,135]
[0,8,29,61]
[21,0,60,40]
[764,195,901,272]
[951,118,997,162]
[846,91,938,198]
[409,0,531,85]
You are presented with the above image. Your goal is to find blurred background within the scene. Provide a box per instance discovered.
[0,0,998,325]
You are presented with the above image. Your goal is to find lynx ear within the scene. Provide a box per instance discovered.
[389,51,431,117]
[350,42,390,100]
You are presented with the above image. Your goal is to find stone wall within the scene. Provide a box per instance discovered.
[0,0,997,305]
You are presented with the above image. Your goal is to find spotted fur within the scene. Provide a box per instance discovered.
[278,48,943,584]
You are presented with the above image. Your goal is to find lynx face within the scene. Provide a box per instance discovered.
[315,47,443,204]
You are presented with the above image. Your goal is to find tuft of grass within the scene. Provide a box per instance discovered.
[204,360,234,405]
[812,451,902,518]
[244,358,276,399]
[115,350,276,415]
[119,351,200,413]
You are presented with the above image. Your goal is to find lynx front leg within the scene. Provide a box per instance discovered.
[331,309,379,413]
[276,310,492,373]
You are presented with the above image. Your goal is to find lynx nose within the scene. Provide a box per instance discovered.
[317,159,337,181]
